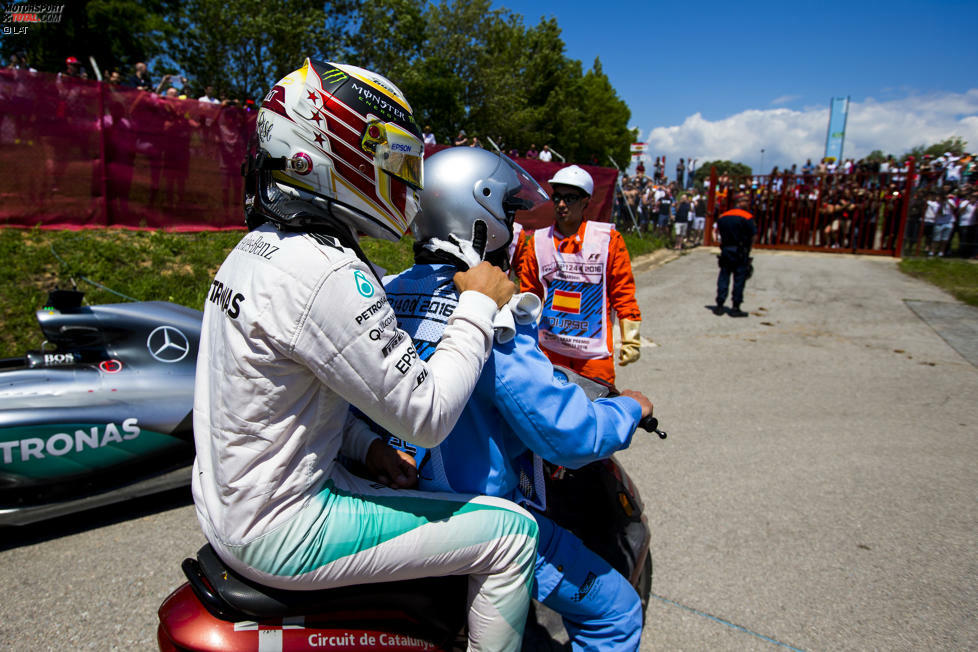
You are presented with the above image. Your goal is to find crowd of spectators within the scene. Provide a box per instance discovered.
[424,126,565,164]
[614,151,976,258]
[4,53,255,108]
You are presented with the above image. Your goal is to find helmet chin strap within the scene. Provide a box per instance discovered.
[417,235,483,270]
[471,220,488,259]
[414,220,517,272]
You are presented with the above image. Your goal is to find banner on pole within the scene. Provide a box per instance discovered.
[824,96,849,163]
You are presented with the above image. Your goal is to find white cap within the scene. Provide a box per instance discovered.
[548,165,594,196]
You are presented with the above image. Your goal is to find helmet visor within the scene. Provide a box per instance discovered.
[362,120,424,190]
[498,153,550,213]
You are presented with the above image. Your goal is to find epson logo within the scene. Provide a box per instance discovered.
[390,143,412,153]
[0,418,141,464]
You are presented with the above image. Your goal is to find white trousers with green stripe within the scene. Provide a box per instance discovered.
[214,464,539,652]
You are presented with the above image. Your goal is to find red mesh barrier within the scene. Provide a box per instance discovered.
[0,69,255,231]
[0,71,617,233]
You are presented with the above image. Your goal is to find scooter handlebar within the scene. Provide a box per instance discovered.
[638,414,667,439]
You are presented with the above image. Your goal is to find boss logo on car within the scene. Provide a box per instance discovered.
[43,352,78,366]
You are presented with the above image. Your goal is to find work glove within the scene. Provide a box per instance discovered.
[619,319,641,366]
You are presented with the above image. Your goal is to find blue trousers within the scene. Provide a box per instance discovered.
[533,514,643,651]
[716,252,750,308]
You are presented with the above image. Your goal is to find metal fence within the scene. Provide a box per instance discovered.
[703,163,917,256]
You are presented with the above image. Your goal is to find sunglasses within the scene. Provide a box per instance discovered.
[552,192,586,205]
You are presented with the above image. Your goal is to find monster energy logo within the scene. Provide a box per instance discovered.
[320,68,348,86]
[350,81,407,122]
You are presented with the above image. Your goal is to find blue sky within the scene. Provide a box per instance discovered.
[493,0,978,175]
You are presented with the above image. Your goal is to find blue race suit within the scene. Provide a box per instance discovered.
[384,263,645,651]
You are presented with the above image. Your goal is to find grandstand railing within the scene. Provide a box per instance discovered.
[703,162,916,257]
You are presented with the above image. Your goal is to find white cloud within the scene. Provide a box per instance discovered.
[643,90,978,173]
[770,94,800,105]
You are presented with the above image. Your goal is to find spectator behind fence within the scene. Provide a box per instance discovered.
[7,51,36,72]
[539,145,553,162]
[128,62,154,91]
[198,85,220,104]
[61,56,86,79]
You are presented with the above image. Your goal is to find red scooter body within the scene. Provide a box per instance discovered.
[157,582,451,651]
[157,548,467,651]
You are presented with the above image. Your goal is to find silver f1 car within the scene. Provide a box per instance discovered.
[0,290,201,526]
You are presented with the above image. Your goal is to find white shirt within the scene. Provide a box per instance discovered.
[538,149,553,162]
[423,132,436,146]
[958,199,975,227]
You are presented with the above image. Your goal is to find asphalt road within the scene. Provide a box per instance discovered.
[1,248,976,651]
[618,248,978,651]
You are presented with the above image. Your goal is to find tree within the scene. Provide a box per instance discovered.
[165,0,357,101]
[364,5,633,164]
[564,58,633,165]
[904,136,968,162]
[864,149,888,163]
[693,160,752,186]
[0,0,176,78]
[349,0,426,80]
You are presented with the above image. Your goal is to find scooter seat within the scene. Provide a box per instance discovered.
[191,544,467,634]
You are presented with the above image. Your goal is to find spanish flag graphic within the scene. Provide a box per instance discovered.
[552,289,582,314]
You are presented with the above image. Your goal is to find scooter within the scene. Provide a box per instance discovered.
[157,366,666,652]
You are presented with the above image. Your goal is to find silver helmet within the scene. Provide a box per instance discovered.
[413,147,548,268]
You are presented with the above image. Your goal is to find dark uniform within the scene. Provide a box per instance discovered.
[714,208,757,316]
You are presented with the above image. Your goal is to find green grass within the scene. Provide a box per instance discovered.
[621,230,671,257]
[0,228,416,358]
[899,257,978,307]
[0,225,664,358]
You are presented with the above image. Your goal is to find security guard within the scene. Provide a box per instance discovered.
[713,195,757,317]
